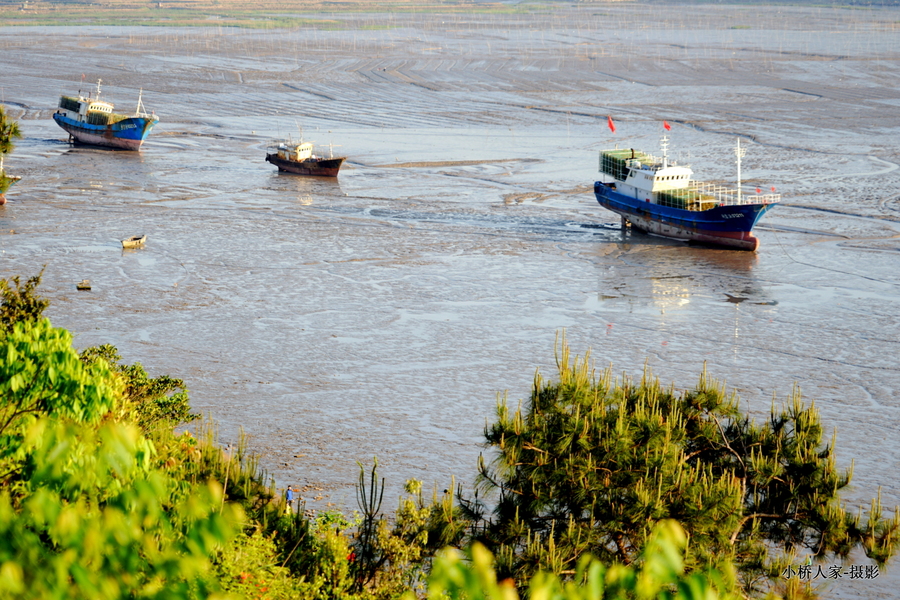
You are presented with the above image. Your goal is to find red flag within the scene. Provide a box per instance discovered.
[663,120,671,131]
[756,187,762,194]
[607,116,616,133]
[771,186,776,192]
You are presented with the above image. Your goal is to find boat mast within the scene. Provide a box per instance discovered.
[660,135,669,169]
[735,138,745,203]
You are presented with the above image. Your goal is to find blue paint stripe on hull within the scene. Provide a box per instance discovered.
[53,113,158,149]
[594,182,774,235]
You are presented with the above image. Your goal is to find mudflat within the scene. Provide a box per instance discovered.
[2,4,900,597]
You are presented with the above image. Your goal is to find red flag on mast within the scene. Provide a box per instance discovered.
[607,116,616,133]
[663,120,671,131]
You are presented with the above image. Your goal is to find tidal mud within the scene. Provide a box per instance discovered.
[2,6,900,597]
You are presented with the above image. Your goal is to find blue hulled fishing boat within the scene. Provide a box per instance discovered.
[52,79,158,151]
[594,136,779,251]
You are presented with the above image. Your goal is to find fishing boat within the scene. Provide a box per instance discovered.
[121,234,146,249]
[52,79,158,150]
[594,137,779,251]
[265,139,344,177]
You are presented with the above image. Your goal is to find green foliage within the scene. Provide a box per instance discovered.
[0,104,22,194]
[0,319,119,459]
[1,268,50,333]
[211,526,306,599]
[352,460,471,598]
[415,520,743,600]
[315,509,361,534]
[0,104,22,159]
[450,336,899,597]
[0,170,22,196]
[0,318,241,599]
[167,421,365,599]
[79,344,199,431]
[0,273,370,600]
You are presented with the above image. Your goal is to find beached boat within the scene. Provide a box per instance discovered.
[594,137,779,251]
[265,139,345,177]
[76,279,91,291]
[121,234,146,249]
[52,79,158,150]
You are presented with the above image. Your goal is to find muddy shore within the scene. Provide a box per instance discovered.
[2,5,900,597]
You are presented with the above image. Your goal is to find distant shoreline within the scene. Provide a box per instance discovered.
[4,0,899,29]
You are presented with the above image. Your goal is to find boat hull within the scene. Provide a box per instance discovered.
[594,181,774,251]
[266,153,344,177]
[53,113,158,150]
[122,235,146,249]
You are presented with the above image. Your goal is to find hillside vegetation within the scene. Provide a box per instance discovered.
[2,271,897,599]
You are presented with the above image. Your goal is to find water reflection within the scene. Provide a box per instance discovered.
[62,144,148,160]
[589,244,768,319]
[268,172,344,205]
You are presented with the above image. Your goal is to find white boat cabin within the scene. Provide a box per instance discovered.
[618,160,692,204]
[600,137,693,204]
[57,79,115,122]
[58,97,113,117]
[277,142,317,162]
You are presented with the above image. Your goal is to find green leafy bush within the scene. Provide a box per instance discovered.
[0,318,241,599]
[1,269,50,333]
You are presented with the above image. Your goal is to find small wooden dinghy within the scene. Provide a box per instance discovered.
[76,279,91,291]
[122,234,146,249]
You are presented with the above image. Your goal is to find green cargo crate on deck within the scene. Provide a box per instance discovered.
[658,189,717,211]
[58,96,80,112]
[600,149,652,181]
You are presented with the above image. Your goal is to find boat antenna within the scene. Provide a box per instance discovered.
[735,138,745,203]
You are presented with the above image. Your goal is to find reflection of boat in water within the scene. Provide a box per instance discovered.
[594,136,779,251]
[265,138,345,177]
[121,234,146,249]
[53,79,158,151]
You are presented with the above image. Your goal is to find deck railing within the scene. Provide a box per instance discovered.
[688,181,780,206]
